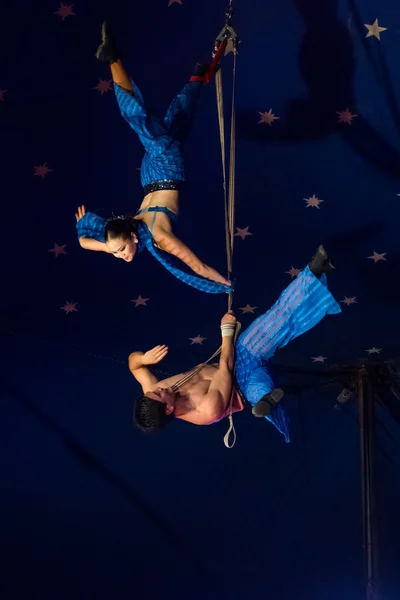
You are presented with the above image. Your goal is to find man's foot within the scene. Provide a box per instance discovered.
[252,389,284,418]
[95,21,120,64]
[309,245,335,278]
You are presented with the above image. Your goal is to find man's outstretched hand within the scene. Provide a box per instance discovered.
[142,345,169,366]
[221,310,237,326]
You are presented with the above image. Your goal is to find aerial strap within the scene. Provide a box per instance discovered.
[172,4,241,448]
[214,0,238,312]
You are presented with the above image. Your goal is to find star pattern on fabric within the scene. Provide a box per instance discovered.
[341,296,358,306]
[304,194,324,209]
[131,296,150,307]
[189,335,206,345]
[49,243,67,258]
[234,226,253,240]
[364,19,387,41]
[286,267,302,279]
[366,347,382,355]
[54,3,75,20]
[0,88,8,101]
[33,163,53,178]
[239,304,257,314]
[312,356,327,363]
[94,80,113,95]
[368,251,387,263]
[168,0,182,6]
[258,109,280,126]
[60,301,78,314]
[337,108,358,125]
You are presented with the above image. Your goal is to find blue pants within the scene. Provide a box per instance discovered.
[114,80,203,188]
[235,266,342,442]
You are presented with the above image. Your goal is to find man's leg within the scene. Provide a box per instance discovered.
[238,248,341,362]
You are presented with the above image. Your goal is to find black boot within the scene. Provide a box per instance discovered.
[309,245,335,278]
[189,62,220,83]
[95,21,120,64]
[252,389,284,418]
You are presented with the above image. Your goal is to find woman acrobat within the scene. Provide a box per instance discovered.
[76,22,232,293]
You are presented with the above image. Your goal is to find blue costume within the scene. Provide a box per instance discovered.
[115,79,202,193]
[76,79,233,295]
[235,266,341,442]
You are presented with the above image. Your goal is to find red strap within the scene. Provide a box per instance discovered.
[189,38,228,85]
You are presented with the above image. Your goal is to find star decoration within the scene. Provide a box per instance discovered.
[366,348,382,355]
[49,243,67,258]
[364,19,387,41]
[304,194,324,209]
[239,304,257,314]
[312,356,327,363]
[286,267,302,279]
[54,3,75,20]
[94,79,113,95]
[337,108,358,125]
[0,89,8,102]
[60,301,78,314]
[33,163,53,178]
[258,109,280,126]
[341,296,358,306]
[368,251,387,263]
[131,295,150,307]
[234,226,253,241]
[189,335,206,345]
[168,0,182,5]
[225,38,241,55]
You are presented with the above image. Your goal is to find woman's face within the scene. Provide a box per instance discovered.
[106,233,138,262]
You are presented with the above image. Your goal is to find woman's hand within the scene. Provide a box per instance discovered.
[221,310,237,326]
[142,345,169,366]
[75,205,86,222]
[202,264,231,287]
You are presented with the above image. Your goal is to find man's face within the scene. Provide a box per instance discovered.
[106,234,138,262]
[145,388,177,415]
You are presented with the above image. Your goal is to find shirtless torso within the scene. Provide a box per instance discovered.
[131,357,244,427]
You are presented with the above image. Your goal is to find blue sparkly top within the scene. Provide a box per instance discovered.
[76,212,233,295]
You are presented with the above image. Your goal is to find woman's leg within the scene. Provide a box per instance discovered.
[110,60,133,95]
[163,81,203,145]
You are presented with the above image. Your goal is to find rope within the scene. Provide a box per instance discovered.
[171,4,239,448]
[215,32,237,312]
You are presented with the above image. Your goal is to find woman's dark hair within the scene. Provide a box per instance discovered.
[133,395,175,434]
[104,217,138,242]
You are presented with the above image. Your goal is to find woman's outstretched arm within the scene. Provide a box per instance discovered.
[155,229,230,286]
[79,237,112,253]
[75,205,111,254]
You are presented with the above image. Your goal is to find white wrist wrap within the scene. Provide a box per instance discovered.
[221,323,236,337]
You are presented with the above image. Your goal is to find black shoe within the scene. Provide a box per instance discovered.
[309,245,335,278]
[95,21,120,64]
[252,389,284,418]
[190,62,221,82]
[193,63,209,77]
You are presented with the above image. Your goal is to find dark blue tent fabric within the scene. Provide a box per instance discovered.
[1,1,400,598]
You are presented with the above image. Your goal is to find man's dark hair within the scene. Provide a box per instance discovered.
[105,217,139,242]
[133,395,175,434]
